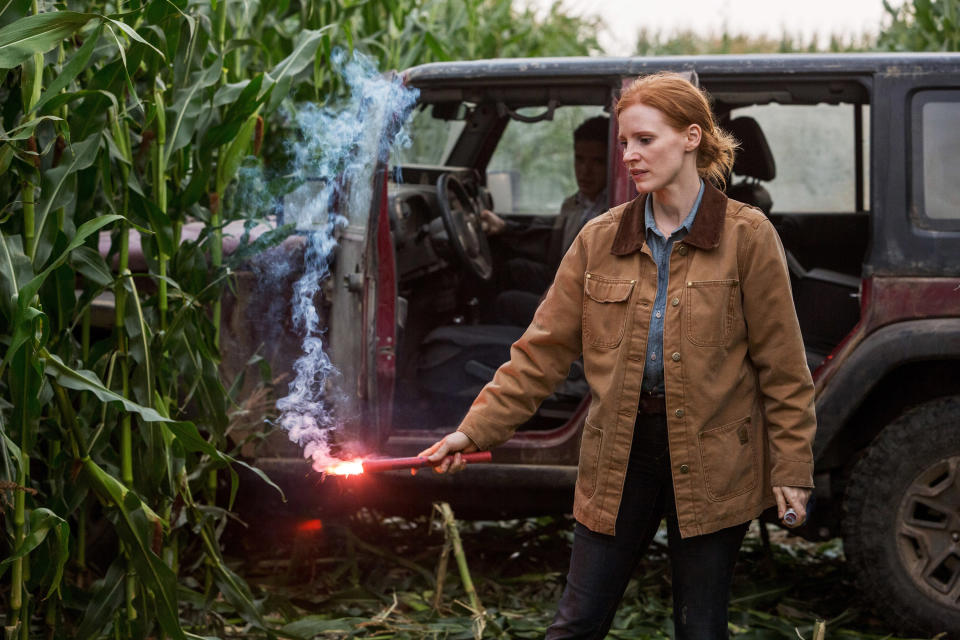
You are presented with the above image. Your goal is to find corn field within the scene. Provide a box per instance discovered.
[0,0,599,636]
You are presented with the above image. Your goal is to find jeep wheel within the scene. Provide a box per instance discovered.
[842,396,960,634]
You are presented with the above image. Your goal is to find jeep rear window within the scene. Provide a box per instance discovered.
[731,103,869,214]
[912,91,960,227]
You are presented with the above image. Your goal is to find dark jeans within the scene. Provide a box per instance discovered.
[546,413,749,640]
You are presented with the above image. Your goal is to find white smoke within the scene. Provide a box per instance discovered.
[275,50,418,472]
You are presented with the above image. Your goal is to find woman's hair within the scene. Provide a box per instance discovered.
[616,72,737,188]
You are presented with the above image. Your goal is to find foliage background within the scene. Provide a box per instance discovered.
[0,0,955,637]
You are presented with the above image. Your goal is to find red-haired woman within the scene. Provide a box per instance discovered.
[420,73,816,639]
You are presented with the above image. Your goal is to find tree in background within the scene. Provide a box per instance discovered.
[878,0,960,50]
[634,27,875,56]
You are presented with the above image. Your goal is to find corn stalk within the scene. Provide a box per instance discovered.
[0,0,600,635]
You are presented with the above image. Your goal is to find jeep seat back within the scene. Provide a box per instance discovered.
[725,116,775,215]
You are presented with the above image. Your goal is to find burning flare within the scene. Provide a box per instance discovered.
[322,452,493,476]
[322,458,365,476]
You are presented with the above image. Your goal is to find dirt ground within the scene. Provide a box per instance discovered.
[226,508,937,639]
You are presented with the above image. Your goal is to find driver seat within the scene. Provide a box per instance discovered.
[416,324,587,428]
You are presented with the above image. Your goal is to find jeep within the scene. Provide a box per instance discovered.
[111,53,960,632]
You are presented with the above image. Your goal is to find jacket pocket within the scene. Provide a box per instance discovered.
[577,421,603,499]
[684,279,739,347]
[582,273,635,349]
[698,416,757,501]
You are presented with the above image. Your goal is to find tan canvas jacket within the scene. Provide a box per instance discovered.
[458,182,817,538]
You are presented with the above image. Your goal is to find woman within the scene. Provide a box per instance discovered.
[420,73,816,639]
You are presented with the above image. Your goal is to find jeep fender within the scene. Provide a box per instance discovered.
[813,318,960,462]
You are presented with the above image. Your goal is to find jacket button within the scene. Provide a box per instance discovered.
[677,245,688,256]
[680,464,690,474]
[671,297,679,306]
[675,408,684,418]
[671,352,681,362]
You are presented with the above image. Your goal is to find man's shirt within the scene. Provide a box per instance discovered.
[549,189,608,267]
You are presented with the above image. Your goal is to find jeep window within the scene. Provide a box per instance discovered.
[912,90,960,228]
[486,105,607,216]
[396,104,467,166]
[731,103,869,214]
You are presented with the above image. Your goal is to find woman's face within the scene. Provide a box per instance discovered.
[617,103,699,194]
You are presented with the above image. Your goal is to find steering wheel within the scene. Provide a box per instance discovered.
[435,173,494,281]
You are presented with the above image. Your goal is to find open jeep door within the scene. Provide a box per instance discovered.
[322,160,397,454]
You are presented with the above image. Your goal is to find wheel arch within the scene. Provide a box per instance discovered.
[814,318,960,472]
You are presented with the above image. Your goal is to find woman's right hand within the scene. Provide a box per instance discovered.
[418,431,477,474]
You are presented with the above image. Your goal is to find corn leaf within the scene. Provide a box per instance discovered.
[31,24,103,114]
[32,133,102,262]
[0,11,96,69]
[75,560,126,640]
[0,114,63,142]
[216,111,258,193]
[266,27,330,84]
[0,508,66,573]
[82,459,184,640]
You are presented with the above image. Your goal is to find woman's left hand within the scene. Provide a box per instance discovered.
[772,486,811,527]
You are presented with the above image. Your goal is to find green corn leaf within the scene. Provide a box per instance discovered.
[212,562,269,630]
[0,230,31,317]
[103,21,140,112]
[31,24,103,114]
[46,509,70,597]
[0,11,96,69]
[103,15,164,59]
[75,560,126,640]
[231,458,285,503]
[70,245,113,287]
[2,214,121,375]
[43,351,170,424]
[20,50,42,111]
[204,74,267,149]
[38,88,119,117]
[266,27,330,85]
[0,508,67,574]
[123,271,153,402]
[197,522,269,631]
[216,111,258,193]
[0,114,63,142]
[81,459,184,640]
[165,56,223,162]
[32,133,102,262]
[43,351,284,499]
[130,191,174,257]
[0,142,13,173]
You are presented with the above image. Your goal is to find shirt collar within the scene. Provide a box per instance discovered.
[644,179,705,239]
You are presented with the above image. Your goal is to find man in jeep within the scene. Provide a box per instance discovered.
[482,116,609,325]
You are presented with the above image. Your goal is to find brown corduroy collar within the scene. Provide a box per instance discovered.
[610,180,728,255]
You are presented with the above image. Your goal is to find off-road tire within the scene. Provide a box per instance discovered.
[842,395,960,634]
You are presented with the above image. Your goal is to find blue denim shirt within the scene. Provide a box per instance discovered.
[641,180,705,393]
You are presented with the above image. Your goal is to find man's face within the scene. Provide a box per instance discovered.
[574,139,607,200]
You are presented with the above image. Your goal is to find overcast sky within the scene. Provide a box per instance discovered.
[526,0,894,55]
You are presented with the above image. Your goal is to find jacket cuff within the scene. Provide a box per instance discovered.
[457,412,512,452]
[770,458,815,488]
